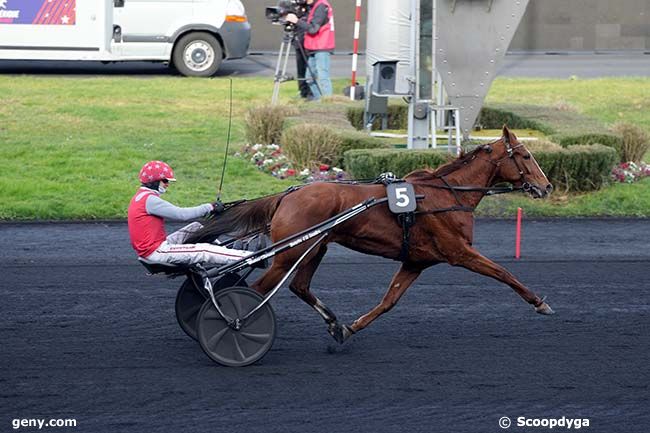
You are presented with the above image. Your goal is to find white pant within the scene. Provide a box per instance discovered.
[145,222,252,267]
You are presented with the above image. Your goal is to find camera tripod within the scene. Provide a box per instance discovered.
[271,30,322,105]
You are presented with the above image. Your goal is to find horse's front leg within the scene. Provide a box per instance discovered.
[449,246,554,315]
[342,262,424,343]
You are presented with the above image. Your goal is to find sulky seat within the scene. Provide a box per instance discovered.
[138,258,191,276]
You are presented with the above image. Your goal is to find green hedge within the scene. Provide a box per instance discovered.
[476,106,554,135]
[552,133,622,155]
[478,104,623,158]
[347,104,624,159]
[346,104,410,131]
[344,148,453,179]
[336,130,390,168]
[344,144,617,191]
[533,144,618,191]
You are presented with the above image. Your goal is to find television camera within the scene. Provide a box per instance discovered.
[265,0,308,32]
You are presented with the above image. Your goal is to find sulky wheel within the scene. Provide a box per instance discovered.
[175,273,246,341]
[196,287,276,367]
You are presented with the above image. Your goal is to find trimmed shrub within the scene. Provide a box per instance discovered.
[344,148,453,179]
[286,106,357,132]
[348,103,624,157]
[245,105,295,145]
[612,122,650,163]
[345,143,617,192]
[281,123,342,169]
[335,130,390,168]
[480,104,623,157]
[476,106,554,135]
[346,104,410,130]
[551,133,622,155]
[532,144,618,192]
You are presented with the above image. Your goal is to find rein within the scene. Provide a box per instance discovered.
[414,137,533,215]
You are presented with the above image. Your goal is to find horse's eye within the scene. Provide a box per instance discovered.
[523,154,531,160]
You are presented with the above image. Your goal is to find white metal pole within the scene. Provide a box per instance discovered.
[431,0,437,147]
[407,0,419,149]
[350,0,363,100]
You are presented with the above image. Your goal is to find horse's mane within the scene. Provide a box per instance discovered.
[405,144,488,184]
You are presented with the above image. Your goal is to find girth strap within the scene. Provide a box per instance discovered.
[397,212,415,262]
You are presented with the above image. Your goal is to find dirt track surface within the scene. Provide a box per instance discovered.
[1,219,649,433]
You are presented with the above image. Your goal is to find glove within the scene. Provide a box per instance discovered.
[211,200,226,215]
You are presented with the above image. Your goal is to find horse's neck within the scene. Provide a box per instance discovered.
[444,157,498,208]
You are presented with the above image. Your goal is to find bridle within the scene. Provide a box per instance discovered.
[474,134,536,194]
[415,135,537,216]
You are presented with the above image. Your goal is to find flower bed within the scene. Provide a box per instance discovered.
[611,161,650,184]
[238,144,347,182]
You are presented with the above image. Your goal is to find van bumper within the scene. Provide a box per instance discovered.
[221,21,251,59]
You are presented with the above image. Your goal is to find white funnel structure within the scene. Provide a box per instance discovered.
[436,0,530,137]
[366,0,531,146]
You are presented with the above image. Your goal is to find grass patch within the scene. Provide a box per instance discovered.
[476,177,650,217]
[0,76,296,219]
[1,75,650,219]
[486,77,650,134]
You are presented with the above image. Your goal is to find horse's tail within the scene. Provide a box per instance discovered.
[186,193,286,244]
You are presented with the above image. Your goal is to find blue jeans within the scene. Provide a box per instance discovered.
[307,51,332,99]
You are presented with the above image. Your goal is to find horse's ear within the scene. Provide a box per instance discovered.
[502,125,510,142]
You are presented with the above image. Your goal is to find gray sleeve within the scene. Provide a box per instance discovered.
[297,4,329,35]
[145,195,212,221]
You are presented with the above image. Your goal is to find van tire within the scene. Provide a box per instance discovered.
[173,32,223,77]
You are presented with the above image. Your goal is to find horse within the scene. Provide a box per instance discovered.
[189,126,555,344]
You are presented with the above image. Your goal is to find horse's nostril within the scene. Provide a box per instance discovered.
[546,184,554,193]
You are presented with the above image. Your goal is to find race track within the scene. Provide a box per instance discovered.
[1,219,649,433]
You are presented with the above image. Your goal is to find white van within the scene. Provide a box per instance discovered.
[0,0,250,76]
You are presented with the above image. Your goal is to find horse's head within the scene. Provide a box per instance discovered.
[482,126,553,198]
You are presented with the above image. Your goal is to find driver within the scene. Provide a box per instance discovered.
[128,160,252,267]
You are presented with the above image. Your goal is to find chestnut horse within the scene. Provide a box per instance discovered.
[190,126,555,344]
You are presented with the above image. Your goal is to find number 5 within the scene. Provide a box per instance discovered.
[395,187,410,207]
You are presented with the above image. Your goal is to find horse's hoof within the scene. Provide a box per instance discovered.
[535,302,555,315]
[328,322,354,345]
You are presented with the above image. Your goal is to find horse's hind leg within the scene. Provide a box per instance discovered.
[251,261,292,296]
[345,262,425,341]
[286,244,350,342]
[450,246,554,315]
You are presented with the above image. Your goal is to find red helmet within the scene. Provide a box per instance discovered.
[139,161,176,184]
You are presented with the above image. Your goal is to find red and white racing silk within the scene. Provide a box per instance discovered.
[128,188,167,257]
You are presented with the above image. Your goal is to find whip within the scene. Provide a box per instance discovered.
[216,78,234,202]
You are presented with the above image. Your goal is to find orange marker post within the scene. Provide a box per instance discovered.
[515,207,523,259]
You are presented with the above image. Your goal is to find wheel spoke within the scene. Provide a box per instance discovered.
[232,334,247,361]
[239,332,271,344]
[203,306,225,321]
[228,293,243,317]
[206,327,229,350]
[180,303,201,321]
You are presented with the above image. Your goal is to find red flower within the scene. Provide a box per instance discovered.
[319,164,329,171]
[287,169,296,176]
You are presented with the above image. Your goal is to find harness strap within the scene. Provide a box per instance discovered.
[397,212,415,262]
[415,206,475,215]
[439,175,463,205]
